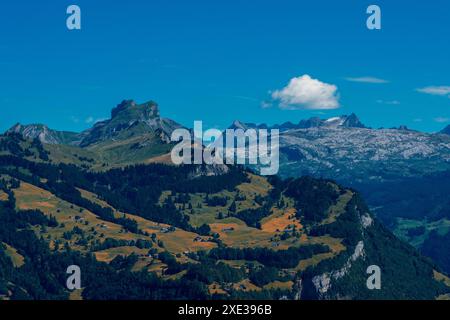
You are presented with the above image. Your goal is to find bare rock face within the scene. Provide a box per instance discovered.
[5,99,184,148]
[229,114,365,132]
[312,273,332,296]
[277,124,450,182]
[360,214,373,229]
[6,123,79,145]
[79,100,183,147]
[307,197,373,300]
[312,241,366,298]
[7,123,54,143]
[227,114,450,182]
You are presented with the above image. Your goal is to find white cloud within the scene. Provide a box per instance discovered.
[260,101,272,109]
[272,75,340,110]
[417,86,450,97]
[345,77,388,84]
[85,116,108,124]
[434,117,450,123]
[85,116,94,124]
[70,116,79,123]
[95,117,108,123]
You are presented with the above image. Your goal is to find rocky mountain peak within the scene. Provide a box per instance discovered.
[79,99,181,147]
[341,113,365,128]
[111,99,160,121]
[396,125,411,131]
[297,117,323,129]
[7,123,47,135]
[111,100,137,118]
[6,123,79,145]
[4,99,181,149]
[441,124,450,135]
[321,114,365,128]
[228,114,366,132]
[230,120,249,130]
[273,121,298,130]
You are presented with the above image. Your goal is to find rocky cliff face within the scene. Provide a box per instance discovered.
[277,123,450,182]
[312,241,366,298]
[229,114,366,132]
[310,212,373,299]
[79,100,183,147]
[6,123,79,145]
[221,114,450,182]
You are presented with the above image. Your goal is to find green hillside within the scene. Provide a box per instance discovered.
[0,140,448,300]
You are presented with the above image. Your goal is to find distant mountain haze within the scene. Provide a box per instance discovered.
[441,125,450,135]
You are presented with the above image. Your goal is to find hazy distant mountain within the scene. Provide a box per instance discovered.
[296,113,366,129]
[226,114,450,182]
[228,120,268,131]
[6,123,80,145]
[274,117,450,183]
[228,113,366,133]
[441,125,450,135]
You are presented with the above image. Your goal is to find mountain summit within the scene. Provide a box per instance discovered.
[228,120,267,131]
[441,125,450,135]
[79,100,182,147]
[341,113,366,128]
[6,99,183,148]
[298,113,366,129]
[110,99,161,121]
[4,100,183,167]
[6,123,79,145]
[228,114,366,132]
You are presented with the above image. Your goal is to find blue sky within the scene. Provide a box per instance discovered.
[0,0,449,133]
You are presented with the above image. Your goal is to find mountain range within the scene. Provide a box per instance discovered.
[6,100,184,168]
[8,100,182,146]
[10,107,450,182]
[1,99,450,300]
[228,114,450,275]
[442,125,450,135]
[272,115,450,182]
[230,113,366,132]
